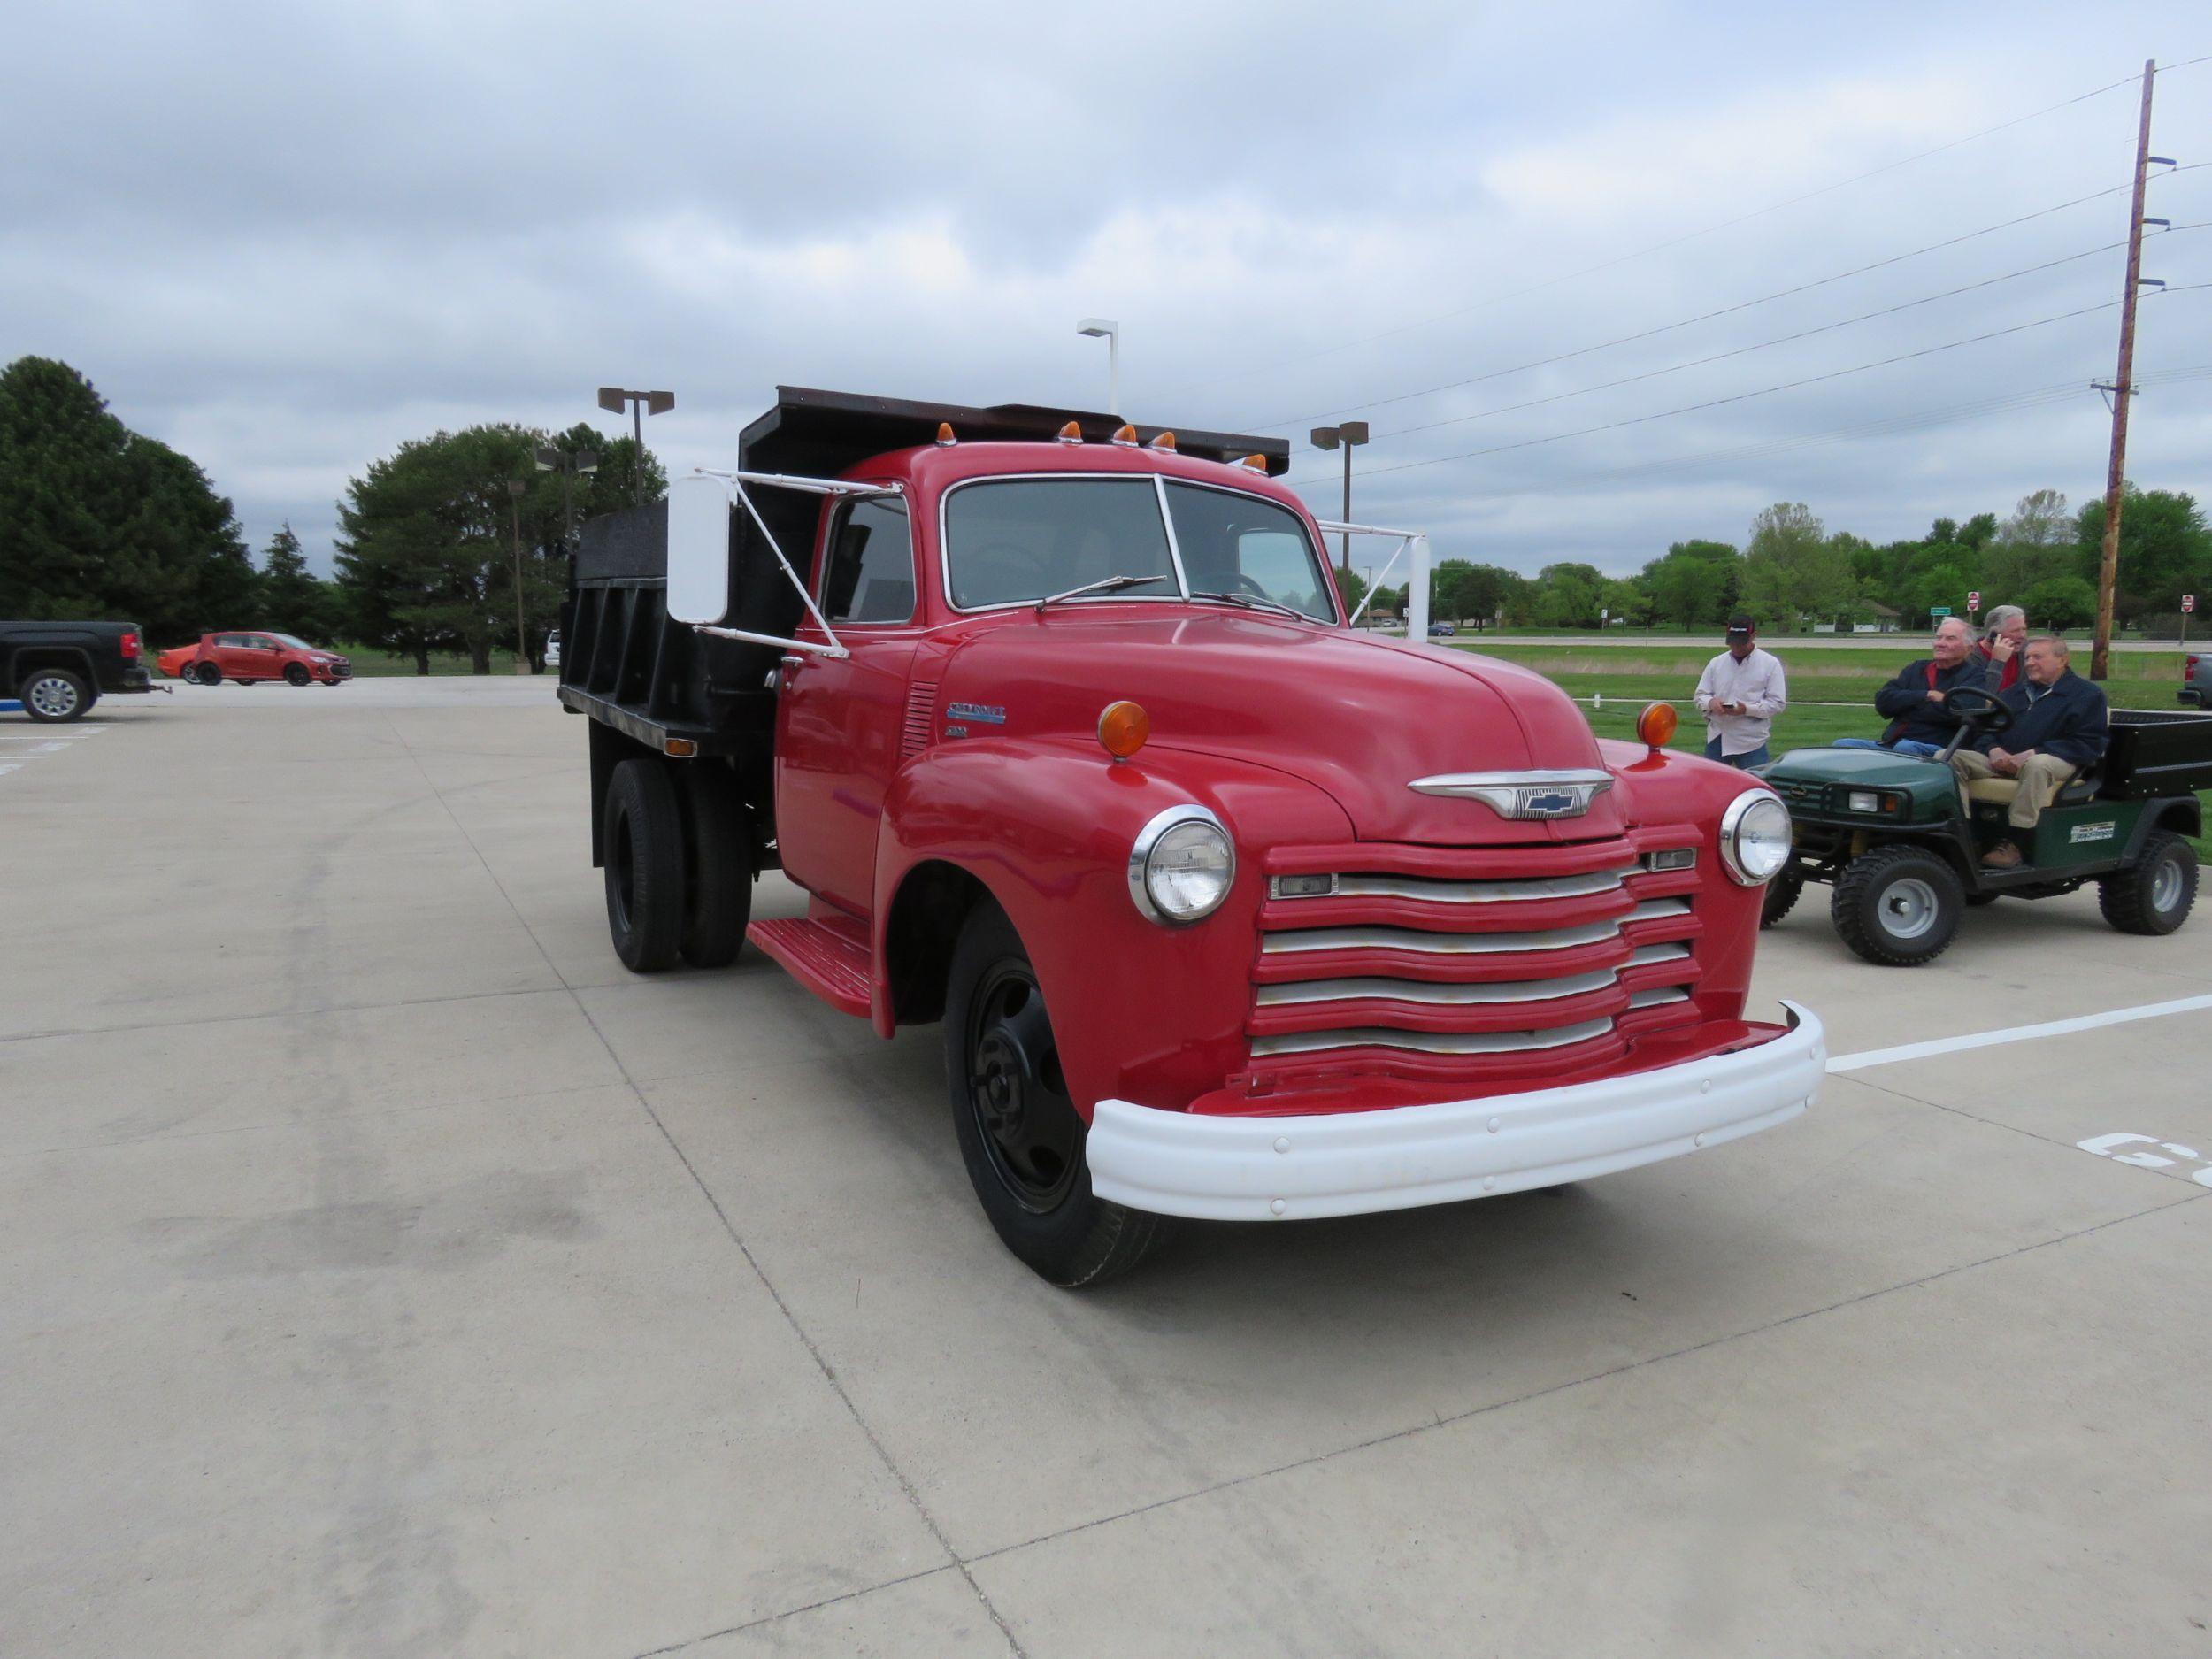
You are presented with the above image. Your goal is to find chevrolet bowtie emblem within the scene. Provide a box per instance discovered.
[1408,771,1614,819]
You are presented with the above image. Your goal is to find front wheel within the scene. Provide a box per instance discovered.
[1760,872,1803,929]
[1831,845,1963,966]
[284,663,310,687]
[20,668,91,723]
[944,903,1164,1287]
[2099,831,2198,936]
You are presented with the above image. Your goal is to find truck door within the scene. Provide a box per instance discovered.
[774,494,921,918]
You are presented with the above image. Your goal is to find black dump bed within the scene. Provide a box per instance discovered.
[561,386,1289,750]
[2102,709,2212,798]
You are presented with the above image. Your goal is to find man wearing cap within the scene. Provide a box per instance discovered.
[1694,615,1787,769]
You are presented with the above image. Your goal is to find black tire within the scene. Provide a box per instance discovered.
[943,902,1164,1287]
[284,663,310,687]
[602,757,687,972]
[20,668,90,723]
[2099,830,2198,937]
[1760,872,1803,929]
[1831,845,1964,966]
[195,662,221,687]
[675,764,752,969]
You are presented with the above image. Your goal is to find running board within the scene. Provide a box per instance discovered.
[747,918,872,1019]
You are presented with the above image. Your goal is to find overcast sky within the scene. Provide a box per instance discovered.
[6,2,2208,586]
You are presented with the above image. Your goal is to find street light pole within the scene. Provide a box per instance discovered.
[596,387,675,506]
[506,479,529,674]
[1076,319,1120,415]
[536,444,601,554]
[1309,422,1370,575]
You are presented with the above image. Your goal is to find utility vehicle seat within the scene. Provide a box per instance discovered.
[1961,771,2101,807]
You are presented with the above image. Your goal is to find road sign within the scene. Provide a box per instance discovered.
[2186,595,2197,614]
[1930,607,1952,618]
[1967,590,1981,610]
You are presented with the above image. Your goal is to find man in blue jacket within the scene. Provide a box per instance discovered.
[1837,617,1989,757]
[1948,634,2109,867]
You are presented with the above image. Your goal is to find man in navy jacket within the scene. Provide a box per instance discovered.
[1948,634,2109,866]
[1839,617,1990,757]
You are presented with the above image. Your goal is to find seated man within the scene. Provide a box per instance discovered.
[1973,603,2026,693]
[1836,616,1988,757]
[1948,634,2109,867]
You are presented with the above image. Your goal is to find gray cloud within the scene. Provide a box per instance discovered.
[5,0,2208,582]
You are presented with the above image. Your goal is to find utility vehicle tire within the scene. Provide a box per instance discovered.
[1831,845,1963,967]
[944,902,1165,1287]
[284,663,310,687]
[2099,831,2198,937]
[1760,872,1803,929]
[195,662,221,686]
[603,757,687,973]
[20,668,91,723]
[675,764,752,969]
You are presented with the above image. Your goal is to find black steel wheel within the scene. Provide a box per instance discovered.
[943,902,1164,1286]
[284,663,310,687]
[20,668,90,723]
[674,763,752,969]
[1831,845,1963,967]
[603,757,687,972]
[2100,830,2197,937]
[1759,872,1803,929]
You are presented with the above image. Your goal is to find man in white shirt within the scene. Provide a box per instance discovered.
[1694,615,1787,768]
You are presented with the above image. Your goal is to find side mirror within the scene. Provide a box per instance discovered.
[666,473,731,625]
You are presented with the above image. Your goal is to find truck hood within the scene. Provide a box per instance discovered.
[935,610,1625,845]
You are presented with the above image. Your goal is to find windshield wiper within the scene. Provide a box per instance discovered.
[1033,573,1161,612]
[1191,589,1306,621]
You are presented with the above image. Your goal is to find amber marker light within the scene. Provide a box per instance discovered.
[1056,420,1083,443]
[1238,453,1268,471]
[1111,424,1139,447]
[1098,700,1150,759]
[1147,431,1177,451]
[934,422,957,446]
[1636,701,1678,755]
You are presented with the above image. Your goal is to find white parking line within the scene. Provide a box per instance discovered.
[1826,994,2212,1073]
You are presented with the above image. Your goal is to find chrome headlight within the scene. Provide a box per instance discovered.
[1719,790,1792,886]
[1129,806,1235,925]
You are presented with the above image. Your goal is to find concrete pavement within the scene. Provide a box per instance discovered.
[4,680,2208,1656]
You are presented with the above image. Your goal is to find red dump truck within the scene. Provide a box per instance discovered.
[558,388,1824,1285]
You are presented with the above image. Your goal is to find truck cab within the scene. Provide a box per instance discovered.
[559,389,1824,1285]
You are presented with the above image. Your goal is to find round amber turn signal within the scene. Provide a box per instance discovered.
[1098,700,1150,759]
[1637,701,1678,752]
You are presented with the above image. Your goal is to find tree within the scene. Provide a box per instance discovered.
[257,523,333,639]
[1334,566,1370,618]
[1428,558,1474,620]
[1740,503,1859,629]
[1958,512,1998,550]
[0,356,253,641]
[1599,577,1650,629]
[1640,540,1740,628]
[2022,574,2097,630]
[1531,562,1605,628]
[1446,564,1516,629]
[1983,488,2075,599]
[2075,486,2212,622]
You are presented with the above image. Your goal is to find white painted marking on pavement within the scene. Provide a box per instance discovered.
[2078,1133,2212,1187]
[1824,993,2212,1073]
[0,726,104,738]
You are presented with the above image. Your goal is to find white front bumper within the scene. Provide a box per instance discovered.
[1087,1001,1826,1222]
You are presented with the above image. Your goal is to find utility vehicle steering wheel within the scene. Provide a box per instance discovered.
[1942,684,2014,737]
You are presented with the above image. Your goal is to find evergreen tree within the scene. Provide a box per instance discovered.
[257,523,332,639]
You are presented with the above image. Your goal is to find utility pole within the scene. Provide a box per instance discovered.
[2092,60,2159,683]
[507,479,529,674]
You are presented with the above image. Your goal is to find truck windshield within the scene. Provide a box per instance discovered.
[943,475,1333,621]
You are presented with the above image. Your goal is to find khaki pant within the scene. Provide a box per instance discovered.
[1950,750,2078,828]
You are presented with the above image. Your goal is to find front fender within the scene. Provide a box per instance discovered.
[875,738,1354,1118]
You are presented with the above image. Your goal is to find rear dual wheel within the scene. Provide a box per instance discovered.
[602,757,754,973]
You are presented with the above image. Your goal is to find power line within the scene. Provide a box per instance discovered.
[1284,285,2209,487]
[1175,67,2147,399]
[1359,224,2207,444]
[1250,169,2208,433]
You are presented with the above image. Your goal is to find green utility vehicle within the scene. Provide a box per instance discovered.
[1758,689,2211,965]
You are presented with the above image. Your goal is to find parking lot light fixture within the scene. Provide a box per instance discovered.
[1077,319,1120,416]
[1310,421,1370,574]
[596,387,674,504]
[536,444,601,555]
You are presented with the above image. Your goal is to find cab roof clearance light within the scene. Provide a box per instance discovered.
[1147,431,1177,452]
[1111,424,1139,448]
[934,422,957,446]
[1056,421,1083,443]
